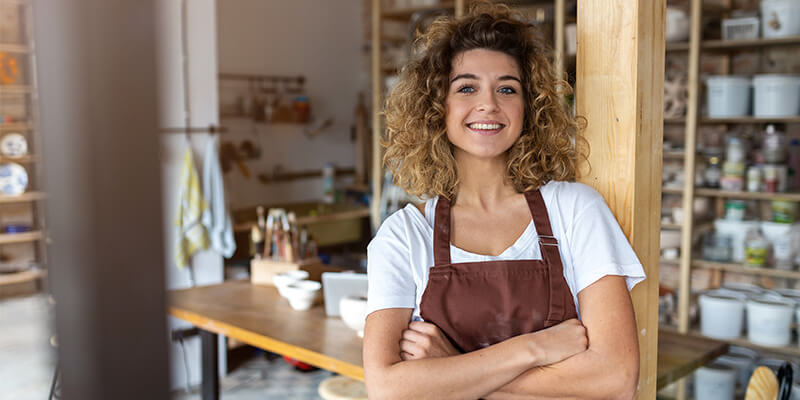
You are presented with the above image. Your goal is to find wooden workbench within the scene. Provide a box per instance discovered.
[169,281,728,399]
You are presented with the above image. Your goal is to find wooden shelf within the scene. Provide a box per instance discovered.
[661,325,800,358]
[0,192,45,203]
[666,42,690,52]
[694,188,800,201]
[700,116,800,124]
[0,155,39,163]
[693,259,800,280]
[381,2,454,19]
[0,230,43,244]
[663,150,686,159]
[0,43,31,53]
[0,268,44,287]
[0,85,33,94]
[703,36,800,51]
[295,207,369,225]
[0,123,33,132]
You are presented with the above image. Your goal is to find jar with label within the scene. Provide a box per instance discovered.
[724,200,747,221]
[762,125,786,164]
[772,200,796,223]
[747,166,762,192]
[744,228,769,268]
[764,165,779,193]
[704,157,722,188]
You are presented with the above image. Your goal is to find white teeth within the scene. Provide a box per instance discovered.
[468,123,502,130]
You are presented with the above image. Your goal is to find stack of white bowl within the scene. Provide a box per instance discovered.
[272,270,322,310]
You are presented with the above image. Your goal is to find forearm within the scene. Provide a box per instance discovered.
[485,347,638,400]
[366,333,537,400]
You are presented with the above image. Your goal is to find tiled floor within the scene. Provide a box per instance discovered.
[0,294,337,400]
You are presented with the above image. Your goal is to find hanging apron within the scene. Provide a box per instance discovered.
[419,190,577,353]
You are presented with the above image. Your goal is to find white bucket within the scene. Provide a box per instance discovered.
[761,221,796,269]
[715,219,760,262]
[747,295,795,346]
[700,292,746,339]
[761,0,800,38]
[707,76,751,117]
[694,363,737,400]
[753,74,800,117]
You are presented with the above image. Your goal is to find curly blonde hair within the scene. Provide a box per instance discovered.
[383,1,586,200]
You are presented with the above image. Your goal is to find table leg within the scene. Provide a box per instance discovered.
[201,330,219,400]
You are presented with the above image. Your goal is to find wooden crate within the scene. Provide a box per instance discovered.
[250,258,343,285]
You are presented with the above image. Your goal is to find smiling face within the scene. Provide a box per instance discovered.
[445,48,525,162]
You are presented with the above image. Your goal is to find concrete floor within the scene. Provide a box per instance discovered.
[0,294,335,399]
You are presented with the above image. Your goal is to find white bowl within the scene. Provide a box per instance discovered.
[282,279,321,310]
[340,295,368,338]
[273,270,310,298]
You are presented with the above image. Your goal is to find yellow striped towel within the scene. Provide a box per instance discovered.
[174,148,209,268]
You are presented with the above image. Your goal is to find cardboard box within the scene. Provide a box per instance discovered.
[250,257,343,285]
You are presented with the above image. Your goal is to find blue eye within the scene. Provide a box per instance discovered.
[498,87,517,95]
[457,85,474,93]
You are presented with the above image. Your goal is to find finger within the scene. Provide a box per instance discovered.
[401,329,428,344]
[408,321,438,335]
[399,339,424,356]
[400,351,416,361]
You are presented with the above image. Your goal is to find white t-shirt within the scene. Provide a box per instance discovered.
[366,180,646,320]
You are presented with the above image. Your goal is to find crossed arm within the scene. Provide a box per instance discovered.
[362,275,639,400]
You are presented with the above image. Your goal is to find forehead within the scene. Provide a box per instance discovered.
[450,49,520,79]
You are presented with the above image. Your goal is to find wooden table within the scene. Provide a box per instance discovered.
[169,281,728,399]
[657,329,729,390]
[169,281,363,400]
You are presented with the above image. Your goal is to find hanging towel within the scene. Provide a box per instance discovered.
[201,135,236,258]
[174,147,210,268]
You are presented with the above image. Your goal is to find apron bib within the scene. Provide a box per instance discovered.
[419,190,577,353]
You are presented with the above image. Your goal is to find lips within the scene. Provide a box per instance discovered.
[466,121,505,135]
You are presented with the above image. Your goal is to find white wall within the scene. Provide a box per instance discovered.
[154,0,226,391]
[216,0,365,209]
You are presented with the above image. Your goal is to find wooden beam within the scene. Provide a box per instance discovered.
[576,0,665,398]
[371,0,383,231]
[678,0,702,335]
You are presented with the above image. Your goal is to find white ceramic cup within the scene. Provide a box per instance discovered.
[282,280,321,311]
[339,295,369,338]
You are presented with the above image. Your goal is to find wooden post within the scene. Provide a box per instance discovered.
[576,0,665,398]
[371,0,383,231]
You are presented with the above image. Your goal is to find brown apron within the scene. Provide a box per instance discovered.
[419,190,578,353]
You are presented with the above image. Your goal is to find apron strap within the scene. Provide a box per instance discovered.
[433,196,452,266]
[524,189,569,326]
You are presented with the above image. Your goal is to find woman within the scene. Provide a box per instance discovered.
[363,3,645,399]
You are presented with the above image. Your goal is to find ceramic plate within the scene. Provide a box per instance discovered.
[0,162,28,196]
[0,133,28,158]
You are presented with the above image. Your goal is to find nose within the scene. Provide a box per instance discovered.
[475,90,499,113]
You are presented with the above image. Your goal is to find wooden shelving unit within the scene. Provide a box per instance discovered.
[660,0,800,371]
[660,326,800,359]
[0,0,48,294]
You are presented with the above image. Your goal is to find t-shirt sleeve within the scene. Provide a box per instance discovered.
[567,188,646,293]
[366,213,417,316]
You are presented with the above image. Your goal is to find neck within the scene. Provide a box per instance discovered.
[453,150,518,211]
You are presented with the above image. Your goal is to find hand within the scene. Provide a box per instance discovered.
[399,321,461,361]
[527,318,588,366]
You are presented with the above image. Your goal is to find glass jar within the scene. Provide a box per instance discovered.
[704,157,722,188]
[702,232,733,262]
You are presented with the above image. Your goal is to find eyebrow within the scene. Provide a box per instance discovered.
[449,73,521,84]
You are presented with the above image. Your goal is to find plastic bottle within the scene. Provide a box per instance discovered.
[744,228,769,268]
[322,163,335,204]
[762,124,786,164]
